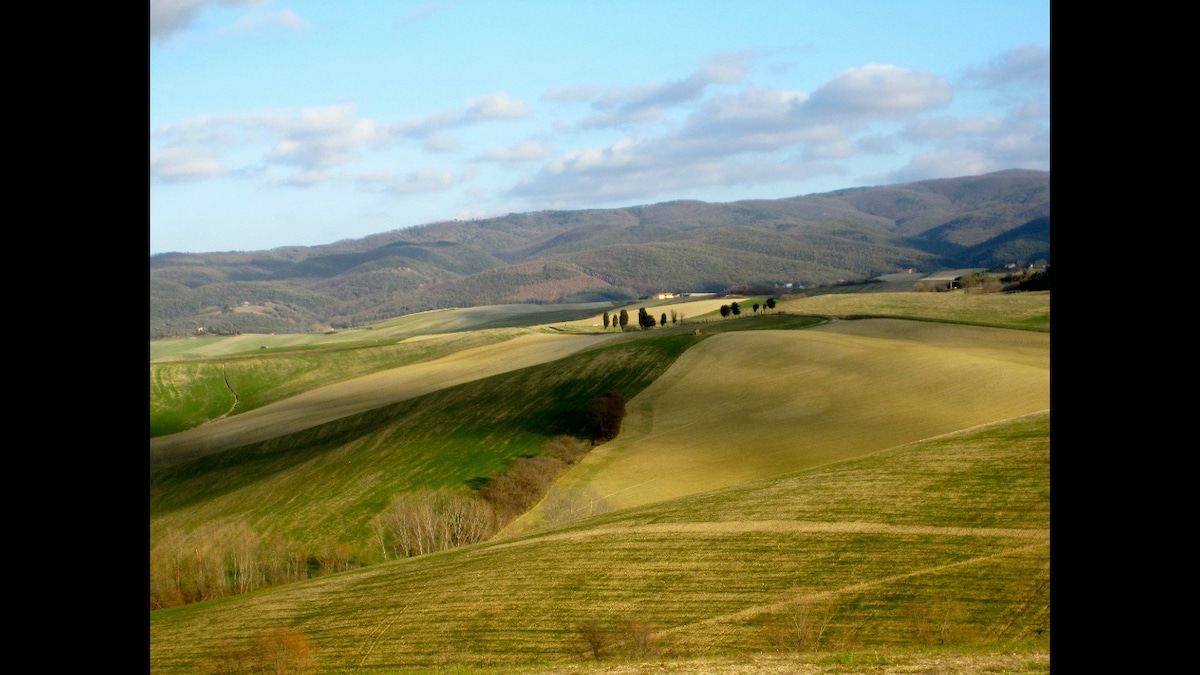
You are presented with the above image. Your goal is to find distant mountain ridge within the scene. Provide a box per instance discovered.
[150,169,1049,337]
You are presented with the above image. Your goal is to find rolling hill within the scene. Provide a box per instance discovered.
[150,291,1050,673]
[150,410,1049,672]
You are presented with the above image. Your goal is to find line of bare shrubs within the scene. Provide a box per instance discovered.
[151,523,309,609]
[574,615,661,661]
[370,489,495,559]
[760,596,983,652]
[370,436,595,560]
[760,598,843,653]
[152,436,600,609]
[205,627,315,674]
[482,435,593,524]
[906,599,978,645]
[149,522,362,609]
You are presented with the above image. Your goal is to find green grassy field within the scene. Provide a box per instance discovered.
[150,329,530,437]
[150,411,1049,673]
[150,331,617,464]
[150,298,723,438]
[150,362,238,437]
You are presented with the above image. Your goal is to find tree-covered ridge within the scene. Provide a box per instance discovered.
[151,170,1048,337]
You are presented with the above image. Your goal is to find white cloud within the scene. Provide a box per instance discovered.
[806,64,953,119]
[883,149,999,184]
[149,0,262,43]
[395,92,531,143]
[509,63,966,206]
[512,132,842,205]
[225,8,308,33]
[423,133,463,153]
[906,115,1005,140]
[553,51,755,129]
[682,87,808,138]
[464,92,530,121]
[359,169,463,194]
[854,134,896,155]
[394,110,461,137]
[262,105,392,171]
[579,108,662,129]
[152,104,394,185]
[150,146,225,181]
[963,45,1049,89]
[478,140,554,162]
[397,1,458,25]
[541,85,602,102]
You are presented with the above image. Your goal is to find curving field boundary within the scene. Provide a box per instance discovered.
[513,319,1049,528]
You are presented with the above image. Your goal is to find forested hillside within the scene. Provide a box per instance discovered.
[150,170,1048,337]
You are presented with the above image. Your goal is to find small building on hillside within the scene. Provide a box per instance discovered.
[652,292,676,300]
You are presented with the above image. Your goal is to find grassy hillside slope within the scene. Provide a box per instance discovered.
[151,331,617,465]
[149,411,1049,672]
[150,298,722,438]
[512,319,1049,531]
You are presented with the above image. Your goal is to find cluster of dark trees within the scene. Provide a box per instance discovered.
[719,297,777,318]
[602,310,628,331]
[602,307,687,331]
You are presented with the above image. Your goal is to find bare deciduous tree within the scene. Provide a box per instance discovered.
[762,597,837,653]
[371,489,496,559]
[577,616,607,661]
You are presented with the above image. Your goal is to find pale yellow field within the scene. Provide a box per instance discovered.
[512,319,1048,532]
[150,331,618,469]
[775,291,1049,328]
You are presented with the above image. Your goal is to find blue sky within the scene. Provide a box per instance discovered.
[149,1,1049,254]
